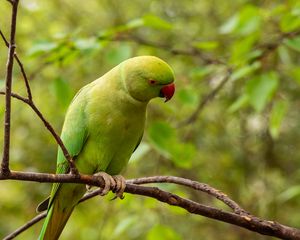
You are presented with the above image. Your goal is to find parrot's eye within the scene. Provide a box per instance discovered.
[148,79,157,85]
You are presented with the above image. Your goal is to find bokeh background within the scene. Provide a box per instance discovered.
[1,0,300,239]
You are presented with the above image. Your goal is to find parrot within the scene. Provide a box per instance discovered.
[37,56,175,240]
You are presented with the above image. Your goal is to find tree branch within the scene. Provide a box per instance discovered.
[127,175,247,214]
[1,0,19,175]
[0,90,78,175]
[3,212,46,240]
[0,29,32,100]
[1,172,300,240]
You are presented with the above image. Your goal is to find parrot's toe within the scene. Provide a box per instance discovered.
[92,172,126,199]
[112,175,126,200]
[93,172,115,196]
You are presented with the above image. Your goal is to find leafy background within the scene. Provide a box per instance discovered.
[1,0,300,239]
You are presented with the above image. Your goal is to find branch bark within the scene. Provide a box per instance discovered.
[1,172,300,240]
[1,0,19,175]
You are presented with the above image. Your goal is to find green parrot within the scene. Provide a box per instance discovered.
[38,56,175,239]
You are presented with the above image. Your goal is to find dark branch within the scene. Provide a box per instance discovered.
[0,91,29,104]
[1,0,19,175]
[2,171,300,240]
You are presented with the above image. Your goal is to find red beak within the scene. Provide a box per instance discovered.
[160,83,175,102]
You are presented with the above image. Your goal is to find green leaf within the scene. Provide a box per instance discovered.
[292,5,300,16]
[277,45,292,64]
[27,41,58,56]
[228,94,249,113]
[148,121,175,158]
[230,34,259,64]
[147,225,181,240]
[74,37,101,52]
[113,216,137,236]
[171,143,196,169]
[278,185,300,203]
[177,88,199,106]
[246,72,279,112]
[284,37,300,52]
[143,14,172,30]
[269,100,288,139]
[230,62,261,81]
[105,44,132,65]
[148,121,195,168]
[280,14,300,32]
[51,78,73,109]
[125,18,145,29]
[220,5,261,35]
[219,15,239,34]
[193,41,219,50]
[291,67,300,85]
[236,5,261,35]
[189,66,213,79]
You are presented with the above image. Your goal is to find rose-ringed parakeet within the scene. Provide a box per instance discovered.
[38,56,175,239]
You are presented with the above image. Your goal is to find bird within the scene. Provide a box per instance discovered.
[37,56,175,239]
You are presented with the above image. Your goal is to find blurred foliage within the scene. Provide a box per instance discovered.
[1,0,300,239]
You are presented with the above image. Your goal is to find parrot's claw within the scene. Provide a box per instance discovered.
[93,172,115,196]
[111,175,126,200]
[92,172,126,199]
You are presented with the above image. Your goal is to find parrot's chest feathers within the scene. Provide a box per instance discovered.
[84,99,146,174]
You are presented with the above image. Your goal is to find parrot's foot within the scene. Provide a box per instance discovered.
[91,172,126,199]
[111,175,126,200]
[92,172,115,196]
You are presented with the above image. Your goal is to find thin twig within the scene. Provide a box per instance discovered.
[1,0,19,175]
[0,90,78,174]
[3,212,46,240]
[28,102,78,175]
[127,176,247,214]
[0,91,29,104]
[0,29,32,101]
[2,172,300,240]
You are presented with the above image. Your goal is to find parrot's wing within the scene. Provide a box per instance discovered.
[133,133,143,153]
[38,87,90,212]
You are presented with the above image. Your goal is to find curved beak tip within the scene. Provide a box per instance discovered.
[161,83,175,102]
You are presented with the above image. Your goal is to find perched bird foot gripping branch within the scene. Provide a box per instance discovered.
[86,172,126,199]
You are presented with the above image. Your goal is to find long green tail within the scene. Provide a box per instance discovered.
[38,200,74,240]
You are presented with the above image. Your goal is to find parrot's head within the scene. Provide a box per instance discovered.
[120,56,175,102]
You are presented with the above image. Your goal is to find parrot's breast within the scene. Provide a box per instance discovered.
[75,89,147,175]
